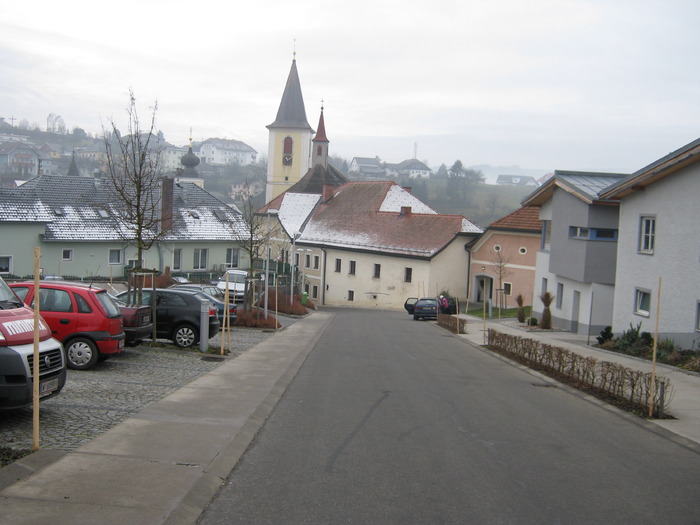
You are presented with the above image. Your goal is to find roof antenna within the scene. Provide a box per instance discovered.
[88,266,100,289]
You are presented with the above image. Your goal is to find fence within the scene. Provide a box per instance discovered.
[487,329,672,418]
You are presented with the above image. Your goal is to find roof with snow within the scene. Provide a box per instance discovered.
[296,181,482,258]
[0,175,248,242]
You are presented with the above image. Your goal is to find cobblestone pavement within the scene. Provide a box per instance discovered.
[0,328,278,452]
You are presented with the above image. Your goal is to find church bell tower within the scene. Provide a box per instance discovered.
[265,56,314,202]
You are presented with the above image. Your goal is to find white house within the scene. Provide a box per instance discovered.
[600,137,700,348]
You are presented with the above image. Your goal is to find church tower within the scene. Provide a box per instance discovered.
[265,57,314,202]
[311,104,329,168]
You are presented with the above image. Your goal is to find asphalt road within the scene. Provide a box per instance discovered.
[199,308,700,524]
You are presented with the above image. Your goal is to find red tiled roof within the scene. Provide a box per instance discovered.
[488,206,541,232]
[302,181,473,257]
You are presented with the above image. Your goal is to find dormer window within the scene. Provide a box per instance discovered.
[98,209,109,218]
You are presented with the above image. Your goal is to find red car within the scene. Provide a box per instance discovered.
[108,293,153,346]
[10,281,125,370]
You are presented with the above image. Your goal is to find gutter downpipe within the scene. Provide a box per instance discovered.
[321,247,327,306]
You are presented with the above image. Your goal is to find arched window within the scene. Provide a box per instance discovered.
[317,145,322,156]
[283,137,293,154]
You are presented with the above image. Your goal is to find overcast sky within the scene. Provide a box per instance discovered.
[2,0,699,176]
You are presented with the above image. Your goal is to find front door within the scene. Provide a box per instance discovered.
[571,291,581,333]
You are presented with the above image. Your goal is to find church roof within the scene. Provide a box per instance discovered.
[313,109,329,143]
[267,59,313,132]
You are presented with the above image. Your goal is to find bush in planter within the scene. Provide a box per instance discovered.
[597,326,614,345]
[515,294,526,323]
[540,292,554,329]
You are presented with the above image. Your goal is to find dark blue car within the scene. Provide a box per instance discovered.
[411,298,439,320]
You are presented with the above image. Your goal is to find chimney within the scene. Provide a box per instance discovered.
[322,184,334,203]
[402,186,412,194]
[400,206,412,216]
[161,177,174,231]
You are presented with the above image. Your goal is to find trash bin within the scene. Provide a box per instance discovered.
[301,292,308,305]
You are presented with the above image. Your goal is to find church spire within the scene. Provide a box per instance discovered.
[312,102,330,168]
[267,58,313,131]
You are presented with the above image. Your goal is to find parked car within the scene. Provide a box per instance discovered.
[410,297,439,320]
[116,288,220,348]
[215,269,248,303]
[107,293,153,345]
[10,281,125,370]
[173,285,237,326]
[0,277,66,409]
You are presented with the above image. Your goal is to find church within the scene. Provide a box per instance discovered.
[259,57,482,309]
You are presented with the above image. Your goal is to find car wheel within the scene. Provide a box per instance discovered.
[413,315,419,320]
[173,324,198,348]
[65,337,99,370]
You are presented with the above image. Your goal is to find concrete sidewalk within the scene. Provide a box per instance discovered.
[0,311,335,525]
[456,314,700,447]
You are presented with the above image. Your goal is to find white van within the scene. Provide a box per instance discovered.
[215,269,248,303]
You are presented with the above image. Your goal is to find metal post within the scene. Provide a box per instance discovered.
[199,297,209,352]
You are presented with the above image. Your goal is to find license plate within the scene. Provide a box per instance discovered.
[118,339,124,349]
[40,378,59,397]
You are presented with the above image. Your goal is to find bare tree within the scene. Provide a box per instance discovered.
[491,247,511,309]
[238,179,275,312]
[102,90,165,273]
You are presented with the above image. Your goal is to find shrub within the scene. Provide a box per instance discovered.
[516,294,526,323]
[540,292,554,329]
[529,317,538,327]
[234,311,281,329]
[597,326,614,345]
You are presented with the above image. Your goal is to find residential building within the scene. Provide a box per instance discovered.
[196,138,257,166]
[600,138,700,348]
[349,157,385,179]
[522,170,627,335]
[468,206,541,309]
[496,175,539,187]
[0,142,40,176]
[0,175,250,280]
[384,159,433,179]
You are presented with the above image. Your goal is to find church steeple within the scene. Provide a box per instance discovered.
[311,103,329,168]
[265,56,315,202]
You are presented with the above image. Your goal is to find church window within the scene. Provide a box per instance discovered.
[283,137,293,154]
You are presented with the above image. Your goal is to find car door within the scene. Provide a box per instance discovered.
[404,297,418,315]
[36,287,78,342]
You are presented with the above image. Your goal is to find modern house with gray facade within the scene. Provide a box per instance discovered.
[522,170,627,336]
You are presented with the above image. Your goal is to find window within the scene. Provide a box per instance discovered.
[335,258,341,273]
[556,283,564,308]
[313,255,319,270]
[635,288,651,316]
[519,247,527,255]
[373,264,381,279]
[493,244,502,252]
[542,221,551,251]
[541,278,548,296]
[349,260,356,275]
[569,226,618,241]
[173,249,181,271]
[74,293,92,314]
[127,259,139,269]
[503,282,512,295]
[283,136,293,154]
[62,249,73,261]
[39,288,72,313]
[0,256,12,274]
[194,248,208,270]
[348,290,354,301]
[404,267,412,283]
[295,253,300,266]
[226,248,239,268]
[305,254,310,268]
[108,249,121,265]
[639,216,655,253]
[312,285,318,299]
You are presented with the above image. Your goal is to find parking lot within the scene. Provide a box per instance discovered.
[0,328,277,451]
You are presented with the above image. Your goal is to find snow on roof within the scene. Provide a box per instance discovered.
[378,184,437,214]
[277,193,321,237]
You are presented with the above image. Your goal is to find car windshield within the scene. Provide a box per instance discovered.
[0,278,23,308]
[416,299,437,306]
